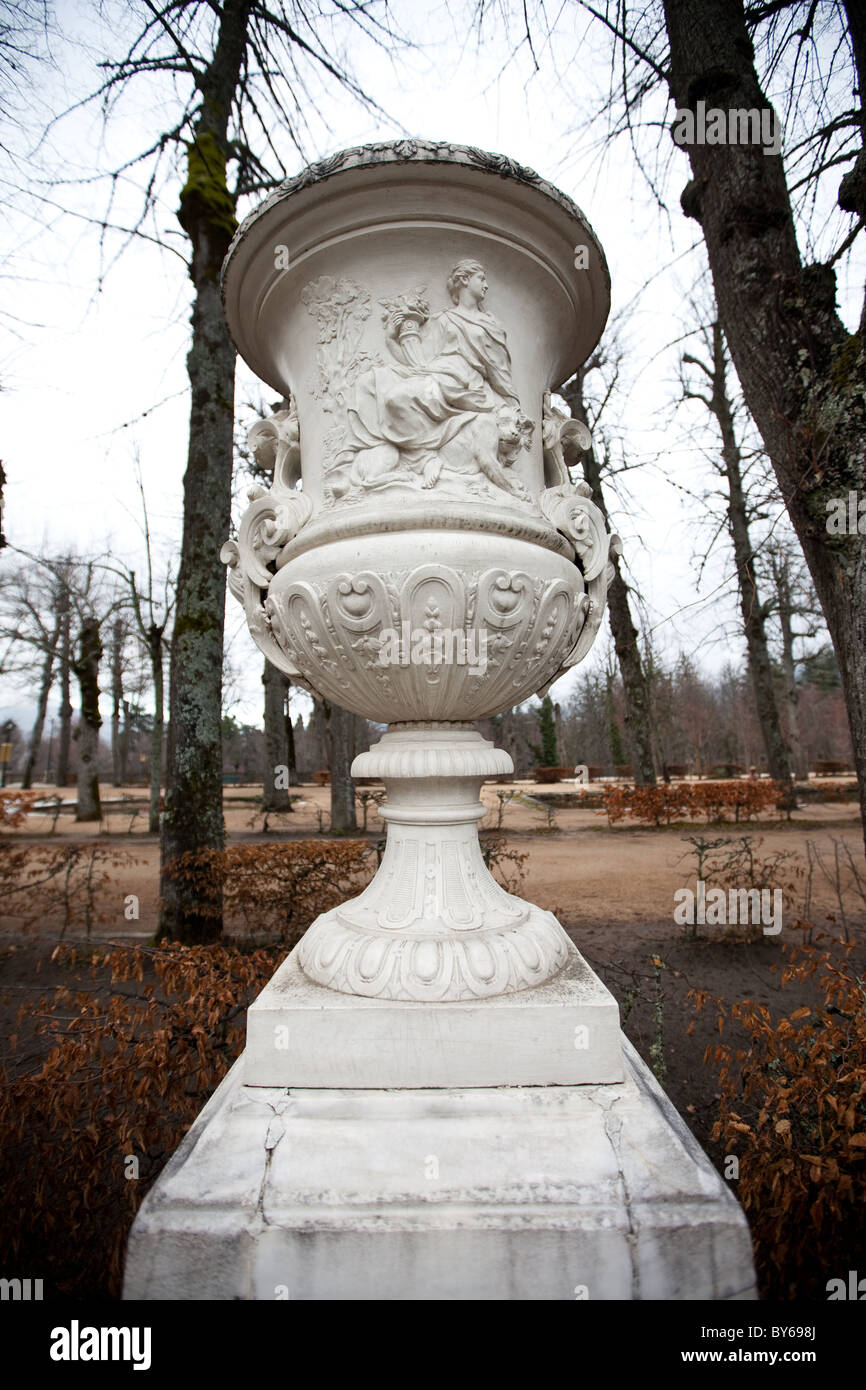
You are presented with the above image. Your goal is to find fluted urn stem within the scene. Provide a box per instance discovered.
[297,725,570,1001]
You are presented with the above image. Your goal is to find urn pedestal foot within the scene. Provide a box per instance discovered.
[245,939,623,1088]
[298,724,573,1002]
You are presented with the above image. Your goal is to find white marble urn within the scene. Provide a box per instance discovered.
[221,141,619,1003]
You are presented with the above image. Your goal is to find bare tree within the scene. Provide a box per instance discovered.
[0,557,73,788]
[65,559,127,822]
[762,536,823,780]
[4,552,122,819]
[40,2,399,938]
[105,466,175,834]
[55,577,73,787]
[262,657,291,813]
[20,606,58,789]
[326,699,357,834]
[560,354,658,784]
[0,1,50,121]
[108,617,128,787]
[566,0,866,844]
[680,317,794,789]
[310,696,357,833]
[285,687,298,785]
[71,614,103,821]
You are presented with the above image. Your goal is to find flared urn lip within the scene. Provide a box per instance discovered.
[221,137,611,394]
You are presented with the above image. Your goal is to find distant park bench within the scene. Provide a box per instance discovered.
[662,764,691,779]
[31,795,73,833]
[100,799,152,834]
[494,788,558,830]
[27,796,149,834]
[534,765,603,783]
[812,760,854,777]
[355,788,385,831]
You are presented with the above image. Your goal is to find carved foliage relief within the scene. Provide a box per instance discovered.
[264,562,584,720]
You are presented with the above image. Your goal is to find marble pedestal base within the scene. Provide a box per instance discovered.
[122,1037,756,1301]
[245,942,623,1087]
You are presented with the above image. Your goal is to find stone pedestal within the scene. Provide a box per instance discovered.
[123,1036,757,1302]
[122,142,757,1303]
[245,942,622,1088]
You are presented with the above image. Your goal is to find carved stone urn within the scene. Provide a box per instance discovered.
[221,141,618,1005]
[122,142,757,1304]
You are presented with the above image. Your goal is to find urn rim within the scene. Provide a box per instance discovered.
[221,137,610,394]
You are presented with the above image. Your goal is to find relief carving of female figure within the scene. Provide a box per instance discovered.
[329,260,533,502]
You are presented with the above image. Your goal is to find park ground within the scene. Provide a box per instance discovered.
[1,778,864,1299]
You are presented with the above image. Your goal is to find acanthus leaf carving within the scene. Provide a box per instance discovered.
[555,533,622,679]
[541,392,593,487]
[539,480,609,581]
[221,402,317,690]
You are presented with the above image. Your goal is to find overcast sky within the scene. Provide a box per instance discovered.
[1,0,862,736]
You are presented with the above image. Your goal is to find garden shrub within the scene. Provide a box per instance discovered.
[0,939,282,1297]
[1,840,140,936]
[0,789,37,827]
[603,779,780,827]
[691,929,866,1298]
[161,839,376,944]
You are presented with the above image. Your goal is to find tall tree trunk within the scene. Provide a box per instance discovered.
[664,0,866,845]
[110,617,124,786]
[326,700,357,833]
[262,657,291,811]
[158,0,252,942]
[501,707,518,770]
[148,629,164,835]
[55,586,73,787]
[119,697,131,783]
[285,687,297,785]
[605,672,626,768]
[770,550,806,780]
[707,321,794,789]
[21,617,58,789]
[553,701,564,764]
[561,373,657,784]
[72,617,102,822]
[312,699,329,772]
